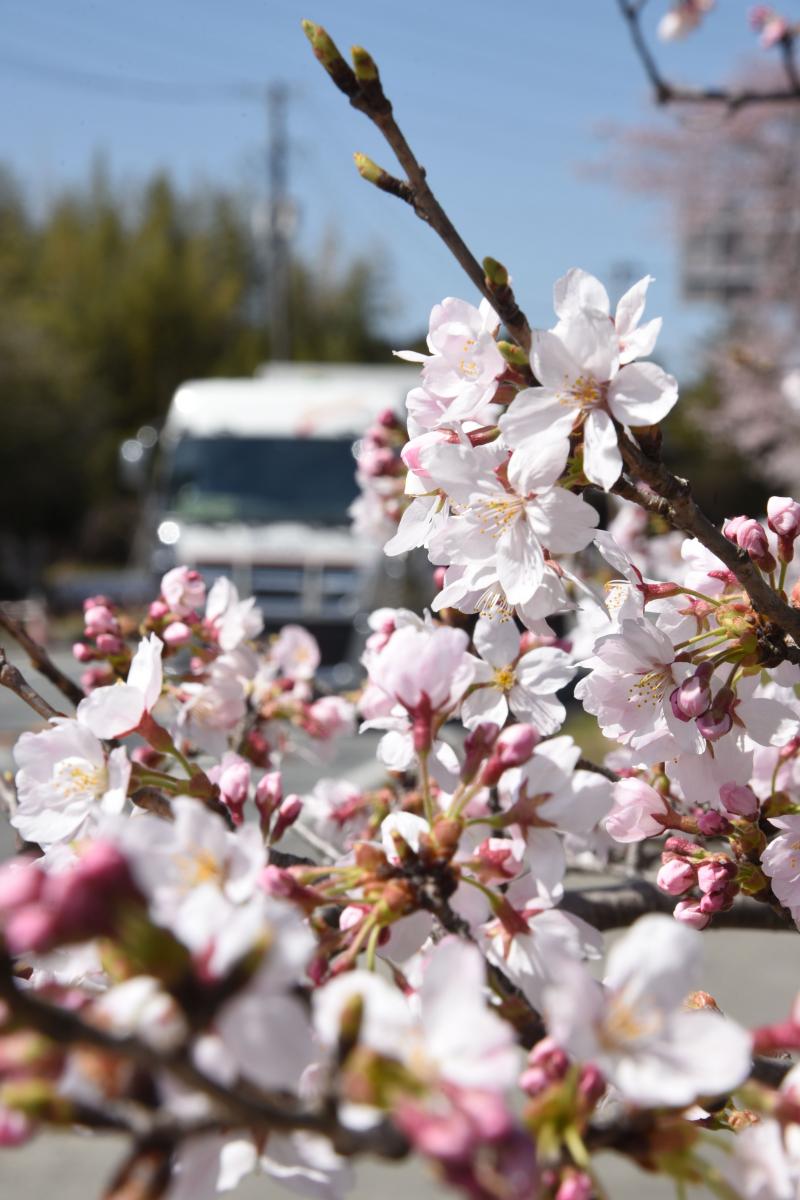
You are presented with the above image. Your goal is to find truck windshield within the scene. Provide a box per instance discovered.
[163,435,359,526]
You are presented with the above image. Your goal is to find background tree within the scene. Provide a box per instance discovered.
[0,165,393,589]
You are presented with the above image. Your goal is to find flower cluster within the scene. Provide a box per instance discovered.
[3,270,800,1200]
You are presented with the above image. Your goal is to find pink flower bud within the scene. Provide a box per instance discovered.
[699,884,737,914]
[496,724,539,765]
[259,866,320,913]
[95,633,124,655]
[556,1173,593,1200]
[272,795,302,842]
[339,905,366,932]
[657,858,696,895]
[768,496,800,561]
[696,688,735,742]
[768,496,800,537]
[577,1063,606,1107]
[149,600,169,620]
[669,667,712,722]
[4,905,61,956]
[255,771,282,831]
[719,782,759,819]
[163,621,192,648]
[0,1108,33,1147]
[217,760,250,825]
[736,519,777,571]
[673,899,711,930]
[723,515,749,542]
[0,860,44,913]
[696,810,732,837]
[519,1066,550,1096]
[72,642,94,663]
[527,1036,569,1079]
[83,605,119,637]
[697,858,737,894]
[83,594,113,613]
[81,665,113,692]
[307,696,353,739]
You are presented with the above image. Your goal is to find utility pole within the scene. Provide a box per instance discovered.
[267,82,293,360]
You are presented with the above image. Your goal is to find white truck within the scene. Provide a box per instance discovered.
[128,362,418,675]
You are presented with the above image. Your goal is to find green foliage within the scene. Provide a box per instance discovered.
[0,165,392,582]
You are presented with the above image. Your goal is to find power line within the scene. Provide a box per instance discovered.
[0,46,264,103]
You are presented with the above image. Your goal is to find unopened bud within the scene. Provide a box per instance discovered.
[483,256,509,288]
[271,795,302,842]
[163,622,192,648]
[95,633,124,655]
[556,1171,593,1200]
[657,858,696,895]
[696,810,732,837]
[351,45,379,82]
[696,858,737,894]
[673,899,711,930]
[669,665,712,722]
[719,782,759,819]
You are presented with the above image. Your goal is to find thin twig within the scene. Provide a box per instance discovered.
[0,609,84,708]
[0,649,62,722]
[616,431,800,653]
[303,23,532,353]
[616,0,800,111]
[0,949,407,1158]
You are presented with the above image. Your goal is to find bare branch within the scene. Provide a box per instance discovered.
[302,22,532,353]
[0,609,84,709]
[0,649,62,722]
[576,756,620,783]
[0,949,407,1159]
[616,431,800,655]
[560,879,794,932]
[616,0,800,111]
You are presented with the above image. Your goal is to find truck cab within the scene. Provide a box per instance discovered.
[137,362,417,674]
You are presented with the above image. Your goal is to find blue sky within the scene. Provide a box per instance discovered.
[0,1,772,374]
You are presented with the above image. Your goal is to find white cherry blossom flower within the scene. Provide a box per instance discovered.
[461,617,574,733]
[206,577,264,652]
[12,718,130,847]
[500,273,678,492]
[543,914,751,1107]
[77,633,164,740]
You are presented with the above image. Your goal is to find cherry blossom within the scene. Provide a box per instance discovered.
[543,915,751,1106]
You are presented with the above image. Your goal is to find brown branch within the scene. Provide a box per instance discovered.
[415,877,546,1047]
[560,879,794,931]
[616,431,800,652]
[0,949,407,1159]
[0,609,84,708]
[616,0,800,111]
[302,23,532,354]
[0,649,62,722]
[576,756,620,783]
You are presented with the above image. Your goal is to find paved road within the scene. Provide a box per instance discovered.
[1,645,799,1198]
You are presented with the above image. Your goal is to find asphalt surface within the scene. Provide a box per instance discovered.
[1,645,799,1199]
